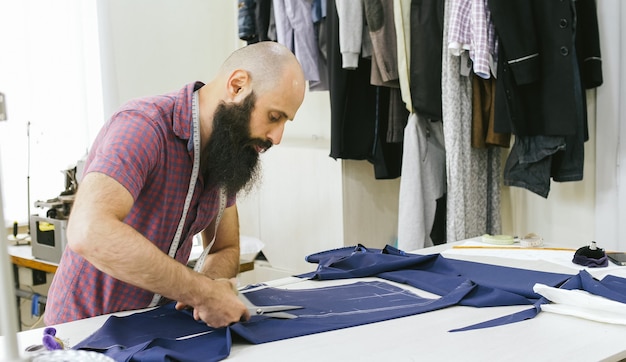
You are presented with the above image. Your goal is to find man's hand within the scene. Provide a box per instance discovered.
[174,277,250,327]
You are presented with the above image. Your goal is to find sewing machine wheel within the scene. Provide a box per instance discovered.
[46,208,57,218]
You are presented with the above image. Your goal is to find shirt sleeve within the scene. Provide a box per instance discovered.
[85,108,162,200]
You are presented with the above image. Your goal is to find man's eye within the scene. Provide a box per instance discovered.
[270,114,280,122]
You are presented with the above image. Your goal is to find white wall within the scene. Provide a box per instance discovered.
[595,0,626,253]
[97,0,240,116]
[237,138,344,274]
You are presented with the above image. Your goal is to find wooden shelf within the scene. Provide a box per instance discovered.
[9,254,57,274]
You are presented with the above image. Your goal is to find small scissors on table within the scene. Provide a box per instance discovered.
[238,293,303,319]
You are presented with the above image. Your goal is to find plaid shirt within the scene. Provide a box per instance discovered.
[447,0,497,79]
[45,82,235,324]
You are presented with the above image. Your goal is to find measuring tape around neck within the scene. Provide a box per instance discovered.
[149,90,226,307]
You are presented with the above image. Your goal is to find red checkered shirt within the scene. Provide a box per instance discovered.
[45,82,235,324]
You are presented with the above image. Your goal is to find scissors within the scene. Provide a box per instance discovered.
[238,292,303,320]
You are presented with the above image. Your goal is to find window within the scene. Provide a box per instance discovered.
[0,0,103,226]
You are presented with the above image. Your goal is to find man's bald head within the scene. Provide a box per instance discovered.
[218,41,304,95]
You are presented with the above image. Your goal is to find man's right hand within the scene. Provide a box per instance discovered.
[174,277,250,327]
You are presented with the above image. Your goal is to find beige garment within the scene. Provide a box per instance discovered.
[393,0,412,112]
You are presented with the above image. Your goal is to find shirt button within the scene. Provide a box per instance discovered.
[559,19,568,28]
[560,46,569,56]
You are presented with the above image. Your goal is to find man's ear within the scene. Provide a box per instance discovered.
[226,69,250,100]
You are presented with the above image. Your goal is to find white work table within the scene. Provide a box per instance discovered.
[5,239,626,362]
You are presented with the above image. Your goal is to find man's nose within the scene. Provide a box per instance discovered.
[267,122,286,145]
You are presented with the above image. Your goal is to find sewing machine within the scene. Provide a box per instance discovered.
[29,167,77,263]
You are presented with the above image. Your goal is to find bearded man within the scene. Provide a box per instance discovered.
[45,41,306,327]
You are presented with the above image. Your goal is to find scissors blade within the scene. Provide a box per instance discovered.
[250,304,303,313]
[259,311,298,319]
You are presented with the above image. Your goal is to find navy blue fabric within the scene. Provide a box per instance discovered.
[601,274,626,297]
[73,303,231,362]
[231,280,474,343]
[380,269,535,308]
[302,244,626,332]
[572,253,609,267]
[72,244,626,360]
[301,244,572,307]
[302,245,441,280]
[449,300,546,332]
[72,280,474,361]
[564,269,626,303]
[454,269,626,332]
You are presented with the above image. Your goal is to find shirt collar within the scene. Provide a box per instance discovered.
[172,81,205,151]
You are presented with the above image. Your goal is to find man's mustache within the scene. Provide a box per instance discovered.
[247,139,273,153]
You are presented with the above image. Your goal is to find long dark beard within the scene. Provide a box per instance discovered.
[200,92,272,196]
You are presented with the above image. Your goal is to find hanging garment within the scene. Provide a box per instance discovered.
[255,0,273,42]
[441,0,501,241]
[397,114,446,250]
[328,0,376,160]
[386,89,409,143]
[489,0,602,197]
[503,135,566,198]
[471,75,510,149]
[488,0,602,136]
[237,0,257,43]
[333,0,371,69]
[364,0,400,87]
[310,0,329,91]
[272,0,321,85]
[327,0,402,178]
[363,0,407,149]
[393,0,413,113]
[370,86,404,179]
[409,0,444,120]
[447,0,497,79]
